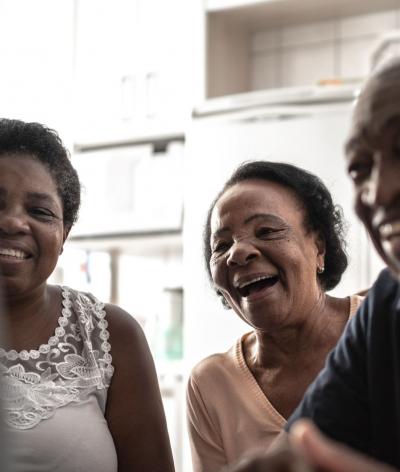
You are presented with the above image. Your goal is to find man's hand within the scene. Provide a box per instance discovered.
[221,437,313,472]
[291,419,398,472]
[223,420,399,472]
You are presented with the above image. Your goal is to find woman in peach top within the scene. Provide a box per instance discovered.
[187,161,363,472]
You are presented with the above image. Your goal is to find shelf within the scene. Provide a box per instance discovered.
[194,83,359,118]
[74,129,185,153]
[66,230,182,257]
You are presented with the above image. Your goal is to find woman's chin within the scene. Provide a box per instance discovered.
[240,297,290,330]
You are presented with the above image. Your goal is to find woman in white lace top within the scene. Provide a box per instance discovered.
[0,119,175,472]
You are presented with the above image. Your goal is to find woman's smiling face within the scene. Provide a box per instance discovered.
[209,179,325,330]
[0,154,68,299]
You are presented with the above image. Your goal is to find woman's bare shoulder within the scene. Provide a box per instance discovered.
[103,303,150,365]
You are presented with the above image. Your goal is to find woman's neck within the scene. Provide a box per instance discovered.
[244,294,350,370]
[1,284,61,352]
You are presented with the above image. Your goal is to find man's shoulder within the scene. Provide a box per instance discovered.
[361,268,400,321]
[371,268,398,295]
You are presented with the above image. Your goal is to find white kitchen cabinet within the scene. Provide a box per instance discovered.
[74,0,139,144]
[0,0,75,142]
[70,139,184,236]
[74,0,192,145]
[135,0,192,118]
[205,0,400,98]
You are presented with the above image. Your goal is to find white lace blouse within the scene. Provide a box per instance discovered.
[0,286,118,472]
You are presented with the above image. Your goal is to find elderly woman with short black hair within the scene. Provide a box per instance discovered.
[186,160,363,472]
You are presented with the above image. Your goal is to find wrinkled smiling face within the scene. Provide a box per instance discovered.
[346,69,400,277]
[209,180,325,330]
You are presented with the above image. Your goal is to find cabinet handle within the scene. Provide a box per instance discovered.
[121,75,136,120]
[146,72,158,119]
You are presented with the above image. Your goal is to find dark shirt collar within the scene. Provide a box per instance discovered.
[396,283,400,312]
[389,271,400,311]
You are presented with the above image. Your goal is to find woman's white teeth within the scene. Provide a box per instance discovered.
[238,275,276,289]
[0,248,28,259]
[236,275,278,298]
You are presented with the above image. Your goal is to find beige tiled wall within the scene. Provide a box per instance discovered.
[250,8,400,90]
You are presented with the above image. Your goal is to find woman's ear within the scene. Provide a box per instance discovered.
[315,232,326,272]
[63,226,71,243]
[60,226,71,255]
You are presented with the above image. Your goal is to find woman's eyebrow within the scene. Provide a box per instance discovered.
[0,189,58,207]
[212,226,230,238]
[212,213,286,238]
[27,192,58,205]
[244,213,285,225]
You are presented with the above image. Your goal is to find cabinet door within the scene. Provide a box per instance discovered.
[0,0,74,138]
[71,142,184,236]
[74,0,141,144]
[74,0,192,145]
[135,0,191,127]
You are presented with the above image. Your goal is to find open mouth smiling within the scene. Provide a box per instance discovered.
[0,248,30,260]
[235,275,279,298]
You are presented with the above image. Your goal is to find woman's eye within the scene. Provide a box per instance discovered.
[256,227,276,238]
[213,241,230,253]
[30,207,56,219]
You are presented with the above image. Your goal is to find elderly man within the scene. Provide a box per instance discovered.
[226,58,400,472]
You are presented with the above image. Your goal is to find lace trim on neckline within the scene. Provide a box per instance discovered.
[0,286,74,361]
[0,287,113,430]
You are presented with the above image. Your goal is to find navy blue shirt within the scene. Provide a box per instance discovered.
[286,268,400,468]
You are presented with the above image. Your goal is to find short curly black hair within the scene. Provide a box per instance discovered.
[0,118,80,228]
[204,161,348,303]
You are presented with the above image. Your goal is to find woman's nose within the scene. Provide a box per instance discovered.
[0,208,29,235]
[227,240,259,266]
